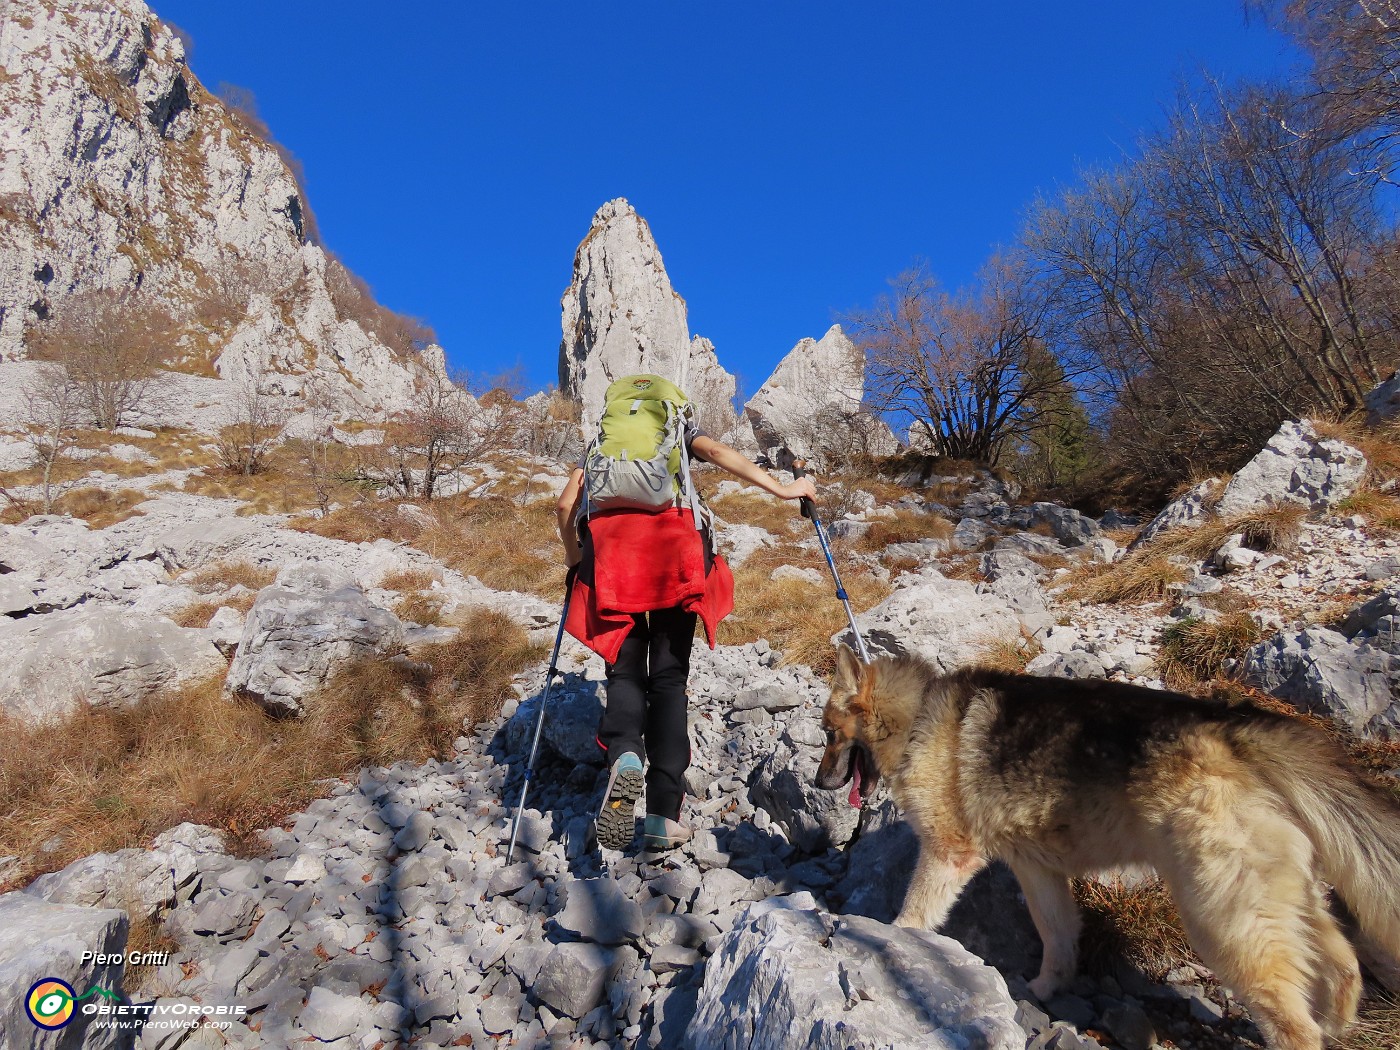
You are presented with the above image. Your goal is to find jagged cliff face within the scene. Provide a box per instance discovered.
[0,0,439,415]
[558,198,736,431]
[744,325,897,468]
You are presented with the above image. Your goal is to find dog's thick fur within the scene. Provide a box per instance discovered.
[815,645,1400,1050]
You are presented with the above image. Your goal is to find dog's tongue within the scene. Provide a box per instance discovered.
[848,762,863,808]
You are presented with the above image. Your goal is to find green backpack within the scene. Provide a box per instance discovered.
[581,374,707,528]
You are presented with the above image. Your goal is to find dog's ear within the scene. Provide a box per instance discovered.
[834,643,862,692]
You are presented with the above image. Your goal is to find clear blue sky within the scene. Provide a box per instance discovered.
[157,1,1300,399]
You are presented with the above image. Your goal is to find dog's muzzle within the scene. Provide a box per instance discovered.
[817,742,877,808]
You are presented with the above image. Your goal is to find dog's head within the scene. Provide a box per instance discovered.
[815,643,881,808]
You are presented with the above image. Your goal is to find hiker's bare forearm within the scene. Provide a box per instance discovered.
[691,437,815,501]
[557,468,585,567]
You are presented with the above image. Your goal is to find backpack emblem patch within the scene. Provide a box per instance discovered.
[631,378,653,390]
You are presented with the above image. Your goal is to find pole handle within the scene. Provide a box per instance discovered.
[792,460,814,519]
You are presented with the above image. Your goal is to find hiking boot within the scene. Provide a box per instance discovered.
[643,814,693,852]
[595,752,644,850]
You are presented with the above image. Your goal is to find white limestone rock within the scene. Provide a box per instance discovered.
[0,605,226,722]
[558,199,736,431]
[1366,371,1400,425]
[743,325,896,469]
[1129,480,1221,551]
[225,562,405,716]
[685,903,1023,1050]
[843,570,1021,672]
[0,896,130,1050]
[1215,420,1366,517]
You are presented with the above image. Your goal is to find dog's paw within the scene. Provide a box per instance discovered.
[892,911,923,930]
[1027,975,1060,1001]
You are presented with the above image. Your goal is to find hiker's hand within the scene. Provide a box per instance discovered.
[777,477,817,502]
[564,544,583,569]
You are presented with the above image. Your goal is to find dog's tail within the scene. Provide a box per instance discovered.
[1262,727,1400,959]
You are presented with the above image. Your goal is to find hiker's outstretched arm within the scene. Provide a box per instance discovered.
[557,468,585,567]
[690,436,816,501]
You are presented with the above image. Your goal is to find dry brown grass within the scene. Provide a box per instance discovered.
[1072,503,1306,606]
[180,561,277,595]
[1074,876,1196,980]
[1067,554,1189,605]
[1336,996,1400,1050]
[1156,613,1262,688]
[291,499,431,546]
[974,631,1044,673]
[719,545,889,675]
[710,490,805,536]
[419,494,566,598]
[0,609,541,886]
[855,510,954,553]
[1336,489,1400,533]
[0,486,149,528]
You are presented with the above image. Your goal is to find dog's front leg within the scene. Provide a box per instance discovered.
[1010,860,1081,1001]
[895,846,985,931]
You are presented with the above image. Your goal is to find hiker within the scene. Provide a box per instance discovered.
[556,375,816,852]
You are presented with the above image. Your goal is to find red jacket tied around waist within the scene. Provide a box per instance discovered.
[565,507,734,663]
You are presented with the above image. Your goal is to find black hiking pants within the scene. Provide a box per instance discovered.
[599,606,696,821]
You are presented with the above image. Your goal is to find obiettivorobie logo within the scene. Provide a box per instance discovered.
[24,973,245,1035]
[25,978,121,1029]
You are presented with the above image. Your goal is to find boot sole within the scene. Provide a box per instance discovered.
[596,767,643,850]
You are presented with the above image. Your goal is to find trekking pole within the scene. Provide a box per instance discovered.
[506,576,574,863]
[792,460,871,664]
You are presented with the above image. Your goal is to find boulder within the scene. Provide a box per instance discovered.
[1031,503,1102,547]
[225,563,405,716]
[1215,420,1366,516]
[0,606,225,722]
[1366,371,1400,425]
[844,572,1021,673]
[685,902,1024,1050]
[24,823,226,918]
[557,199,736,432]
[1241,627,1400,740]
[993,533,1068,560]
[0,895,129,1050]
[504,676,606,767]
[1129,480,1220,551]
[748,733,860,854]
[951,517,995,551]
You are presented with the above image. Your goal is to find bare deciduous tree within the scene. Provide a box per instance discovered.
[1026,81,1399,481]
[217,357,290,475]
[30,290,173,430]
[848,256,1078,464]
[368,371,525,499]
[20,364,84,514]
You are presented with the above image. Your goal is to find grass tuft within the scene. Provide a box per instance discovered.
[1156,613,1261,687]
[1067,555,1189,605]
[719,544,889,675]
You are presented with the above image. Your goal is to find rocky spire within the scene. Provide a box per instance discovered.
[558,199,736,430]
[743,325,896,468]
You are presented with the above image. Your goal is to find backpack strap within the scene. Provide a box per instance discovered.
[676,405,711,533]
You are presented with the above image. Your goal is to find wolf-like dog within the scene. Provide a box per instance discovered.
[815,645,1400,1050]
